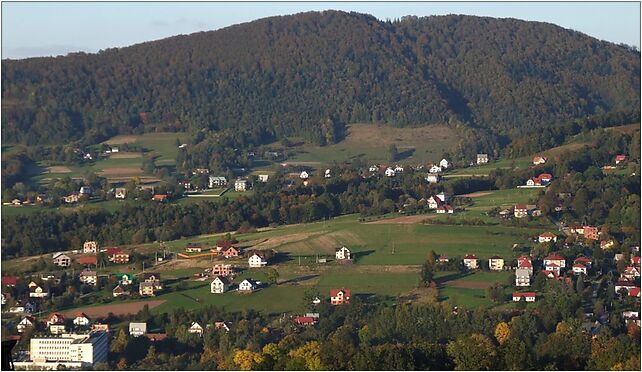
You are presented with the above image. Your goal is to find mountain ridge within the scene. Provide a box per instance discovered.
[2,10,640,148]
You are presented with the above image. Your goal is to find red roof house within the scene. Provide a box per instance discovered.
[330,288,351,305]
[152,194,167,202]
[294,316,317,326]
[78,256,97,265]
[2,276,17,286]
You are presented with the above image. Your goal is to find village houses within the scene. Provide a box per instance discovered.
[185,243,203,253]
[532,156,547,165]
[515,268,532,287]
[439,158,450,169]
[139,282,156,296]
[425,173,440,183]
[29,285,49,298]
[107,247,130,263]
[385,167,396,177]
[512,292,537,302]
[208,176,227,188]
[514,204,529,218]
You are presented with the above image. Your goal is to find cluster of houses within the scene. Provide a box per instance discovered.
[519,173,553,188]
[15,312,98,334]
[424,192,455,214]
[602,154,628,170]
[62,186,94,204]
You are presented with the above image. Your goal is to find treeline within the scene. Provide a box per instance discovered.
[1,168,496,259]
[2,11,639,149]
[58,281,640,370]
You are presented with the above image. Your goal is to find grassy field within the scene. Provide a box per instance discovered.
[287,123,460,166]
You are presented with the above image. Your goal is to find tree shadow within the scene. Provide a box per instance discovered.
[396,148,416,161]
[279,274,319,285]
[435,271,472,286]
[352,250,375,263]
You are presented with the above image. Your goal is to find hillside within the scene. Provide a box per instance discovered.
[1,11,640,148]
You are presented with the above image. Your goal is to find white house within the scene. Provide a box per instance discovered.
[335,246,351,260]
[436,192,449,203]
[17,316,36,333]
[234,179,249,192]
[258,174,269,183]
[299,171,310,180]
[572,264,588,276]
[324,169,332,178]
[515,268,531,287]
[394,165,404,173]
[238,279,257,292]
[425,174,440,183]
[129,322,147,337]
[477,154,489,165]
[83,241,98,254]
[73,313,91,327]
[115,188,127,199]
[463,254,478,270]
[369,165,379,172]
[79,270,97,286]
[436,205,454,214]
[544,254,566,269]
[79,186,92,196]
[514,204,529,218]
[538,232,558,243]
[488,256,504,271]
[385,167,396,177]
[427,196,442,209]
[429,165,442,173]
[52,253,71,267]
[29,285,49,298]
[512,292,537,302]
[188,322,204,336]
[209,176,227,188]
[439,159,450,169]
[248,253,268,268]
[210,276,230,294]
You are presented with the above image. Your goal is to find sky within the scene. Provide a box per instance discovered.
[2,1,640,59]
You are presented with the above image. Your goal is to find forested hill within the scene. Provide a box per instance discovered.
[2,11,640,146]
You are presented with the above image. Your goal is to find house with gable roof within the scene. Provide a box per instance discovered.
[330,288,351,305]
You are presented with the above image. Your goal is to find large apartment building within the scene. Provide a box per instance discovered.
[14,331,109,370]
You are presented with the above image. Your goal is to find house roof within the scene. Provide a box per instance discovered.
[47,313,64,322]
[518,261,533,268]
[152,194,167,200]
[616,155,627,161]
[186,242,202,248]
[632,256,641,265]
[212,276,230,285]
[78,256,97,265]
[463,254,477,260]
[106,247,123,256]
[335,246,350,252]
[538,173,553,180]
[75,312,89,319]
[574,256,592,263]
[80,270,97,276]
[515,204,527,209]
[512,292,537,297]
[143,333,167,341]
[539,232,557,238]
[546,263,560,268]
[572,263,586,269]
[630,288,641,297]
[2,276,17,286]
[545,254,565,261]
[295,316,316,324]
[489,255,503,260]
[113,285,126,293]
[142,272,161,280]
[216,240,233,249]
[330,288,351,297]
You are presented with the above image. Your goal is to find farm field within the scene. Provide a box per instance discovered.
[288,123,461,166]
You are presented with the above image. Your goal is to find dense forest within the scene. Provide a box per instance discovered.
[2,11,640,151]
